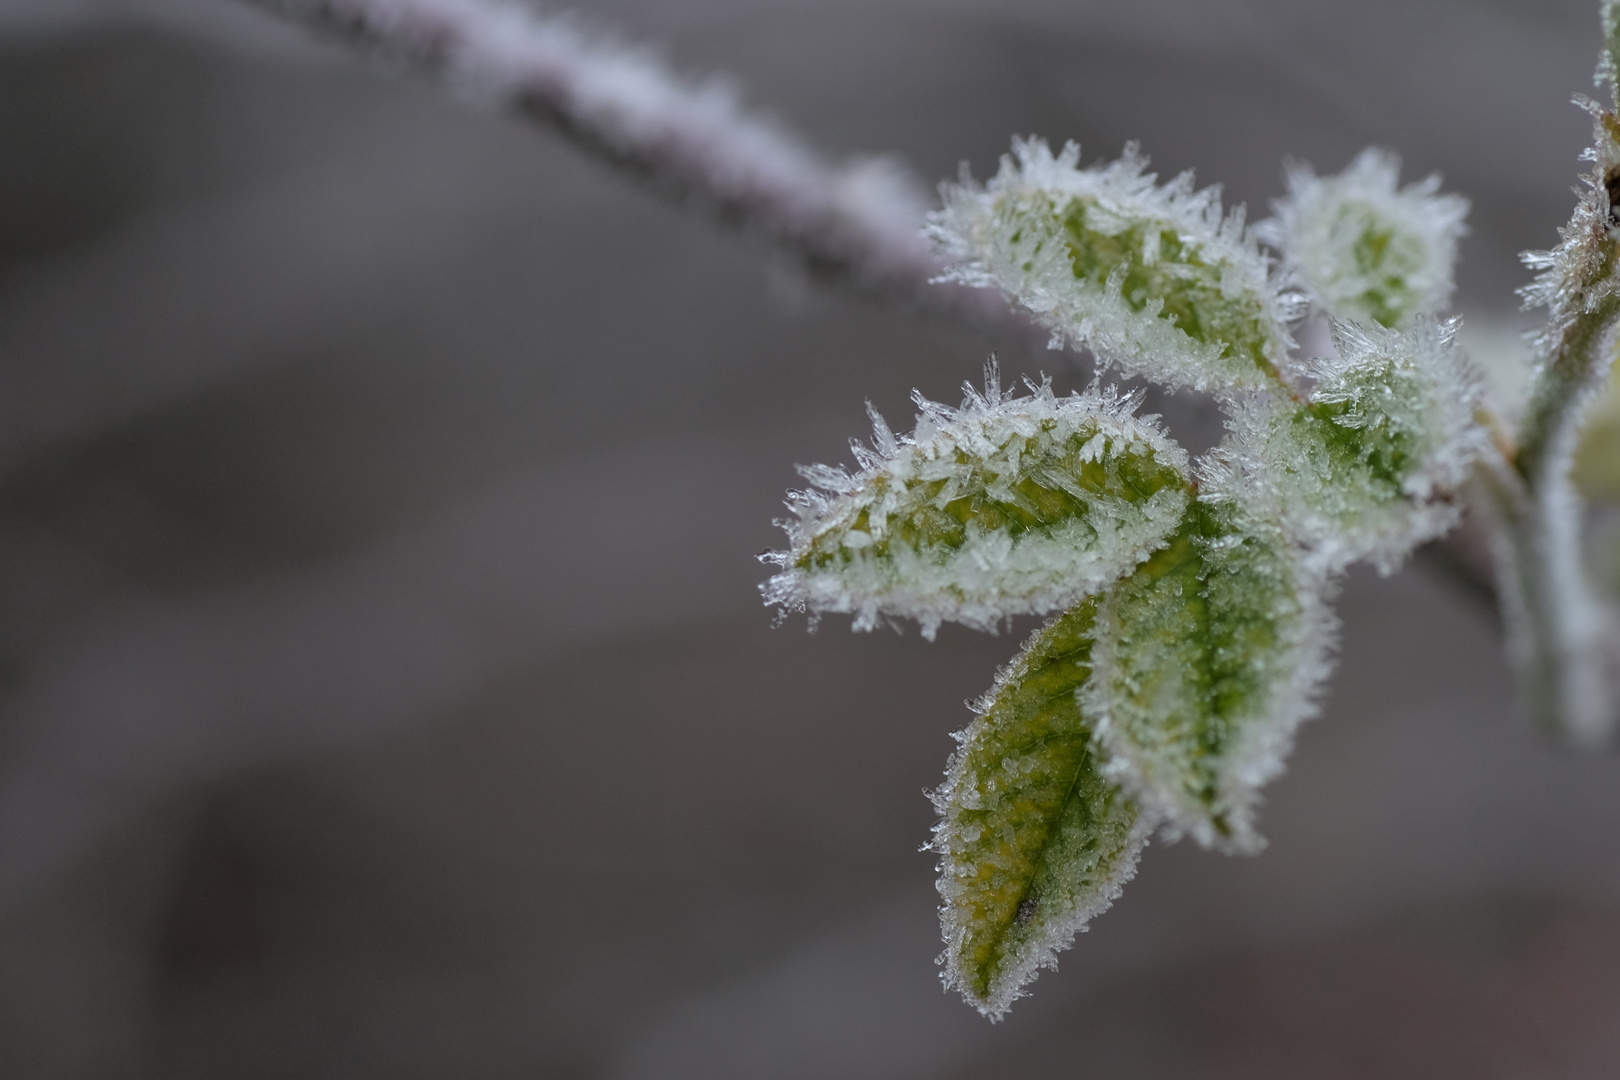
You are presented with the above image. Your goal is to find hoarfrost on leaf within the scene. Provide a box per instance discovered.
[1082,478,1338,851]
[929,138,1303,397]
[1259,148,1469,330]
[931,602,1150,1020]
[761,368,1192,638]
[1235,316,1489,575]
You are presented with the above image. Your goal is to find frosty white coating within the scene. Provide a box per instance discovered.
[929,137,1304,396]
[245,0,954,306]
[785,132,1494,1010]
[1084,459,1340,852]
[930,599,1154,1019]
[761,370,1191,639]
[1260,148,1469,329]
[1231,316,1489,576]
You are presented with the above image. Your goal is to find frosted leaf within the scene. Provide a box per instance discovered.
[930,602,1150,1019]
[1237,316,1489,574]
[1259,149,1468,329]
[761,369,1191,639]
[929,138,1303,397]
[1083,487,1337,851]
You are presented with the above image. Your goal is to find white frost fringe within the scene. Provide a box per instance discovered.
[1259,148,1469,328]
[929,137,1304,395]
[762,369,1190,639]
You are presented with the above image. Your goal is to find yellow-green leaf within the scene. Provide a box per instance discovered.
[931,602,1149,1018]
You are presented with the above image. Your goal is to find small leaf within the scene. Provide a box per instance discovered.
[931,601,1150,1019]
[762,372,1191,638]
[1260,148,1468,330]
[930,138,1302,396]
[1084,489,1336,850]
[1236,316,1487,574]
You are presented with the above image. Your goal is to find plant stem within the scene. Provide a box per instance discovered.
[1492,205,1620,745]
[239,0,1026,335]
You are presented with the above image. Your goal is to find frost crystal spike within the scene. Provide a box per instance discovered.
[929,138,1304,396]
[1260,148,1468,329]
[931,603,1149,1019]
[761,371,1191,639]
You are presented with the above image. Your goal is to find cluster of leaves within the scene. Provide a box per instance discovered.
[765,134,1488,1016]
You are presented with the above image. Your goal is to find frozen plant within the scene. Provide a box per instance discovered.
[764,5,1620,1016]
[766,136,1488,1015]
[253,0,1620,1021]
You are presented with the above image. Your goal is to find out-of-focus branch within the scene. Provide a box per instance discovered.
[239,0,1024,335]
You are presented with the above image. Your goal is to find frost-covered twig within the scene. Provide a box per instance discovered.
[240,0,1020,330]
[1486,3,1620,746]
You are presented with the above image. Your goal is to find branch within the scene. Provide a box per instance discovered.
[239,0,1024,334]
[1486,73,1620,745]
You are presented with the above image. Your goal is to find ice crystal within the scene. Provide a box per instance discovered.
[1236,316,1488,574]
[761,369,1191,639]
[929,138,1304,396]
[1260,149,1468,329]
[930,602,1150,1019]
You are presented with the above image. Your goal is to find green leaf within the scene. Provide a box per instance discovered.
[1239,317,1485,573]
[1051,192,1282,379]
[932,601,1149,1018]
[1261,149,1467,331]
[931,138,1301,397]
[1084,494,1334,851]
[763,379,1190,639]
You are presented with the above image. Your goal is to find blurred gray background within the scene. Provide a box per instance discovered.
[0,0,1617,1076]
